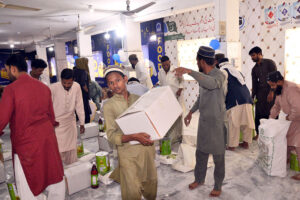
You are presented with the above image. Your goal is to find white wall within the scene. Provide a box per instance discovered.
[240,0,300,89]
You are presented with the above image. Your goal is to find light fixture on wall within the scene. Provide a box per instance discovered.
[48,47,54,52]
[10,44,14,48]
[104,32,110,40]
[149,33,157,42]
[88,5,94,13]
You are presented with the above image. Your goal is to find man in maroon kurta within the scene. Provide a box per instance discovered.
[0,55,64,199]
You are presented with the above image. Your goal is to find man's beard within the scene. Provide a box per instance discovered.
[64,86,71,91]
[275,85,283,95]
[199,66,204,72]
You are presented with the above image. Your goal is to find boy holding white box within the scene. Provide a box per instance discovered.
[103,66,157,200]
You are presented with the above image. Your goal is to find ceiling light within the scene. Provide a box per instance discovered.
[149,34,157,42]
[104,32,110,40]
[17,32,21,35]
[10,44,14,48]
[48,47,54,52]
[88,5,94,13]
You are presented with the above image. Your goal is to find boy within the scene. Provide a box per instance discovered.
[103,66,157,200]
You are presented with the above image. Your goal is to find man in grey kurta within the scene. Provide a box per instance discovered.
[174,46,226,197]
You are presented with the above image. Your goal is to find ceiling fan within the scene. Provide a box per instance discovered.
[122,0,156,16]
[89,0,156,16]
[0,1,41,11]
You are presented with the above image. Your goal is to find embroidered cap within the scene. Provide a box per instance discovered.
[104,65,125,78]
[197,46,215,58]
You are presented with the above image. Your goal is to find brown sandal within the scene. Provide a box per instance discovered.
[209,189,222,197]
[188,181,204,190]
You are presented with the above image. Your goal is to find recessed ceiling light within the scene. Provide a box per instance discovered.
[48,47,54,52]
[10,44,14,48]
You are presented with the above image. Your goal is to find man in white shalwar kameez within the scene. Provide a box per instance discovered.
[157,56,184,144]
[50,69,85,165]
[128,54,153,89]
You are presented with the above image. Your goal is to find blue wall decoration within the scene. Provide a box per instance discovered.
[209,39,220,50]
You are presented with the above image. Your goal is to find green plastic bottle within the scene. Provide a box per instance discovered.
[6,175,20,200]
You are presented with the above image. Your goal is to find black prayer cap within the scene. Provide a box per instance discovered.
[197,46,215,58]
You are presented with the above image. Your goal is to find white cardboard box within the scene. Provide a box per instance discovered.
[78,122,99,139]
[64,162,92,195]
[116,86,182,144]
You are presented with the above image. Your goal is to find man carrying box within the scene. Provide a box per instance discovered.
[50,68,85,165]
[174,46,226,197]
[103,66,157,200]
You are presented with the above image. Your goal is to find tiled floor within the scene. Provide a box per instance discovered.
[0,129,300,200]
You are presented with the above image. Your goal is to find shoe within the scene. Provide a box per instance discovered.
[226,147,235,151]
[253,135,258,140]
[239,142,249,149]
[209,189,222,197]
[188,181,204,190]
[291,174,300,181]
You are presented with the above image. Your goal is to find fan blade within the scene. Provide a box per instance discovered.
[0,22,11,25]
[4,4,41,11]
[94,9,124,13]
[130,2,155,13]
[122,11,135,16]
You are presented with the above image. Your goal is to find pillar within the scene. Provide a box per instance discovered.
[54,41,68,81]
[76,30,95,81]
[35,45,50,85]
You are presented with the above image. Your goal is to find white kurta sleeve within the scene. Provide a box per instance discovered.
[75,84,85,125]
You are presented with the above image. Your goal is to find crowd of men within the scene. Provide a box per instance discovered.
[0,45,299,200]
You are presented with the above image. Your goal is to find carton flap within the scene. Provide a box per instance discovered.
[117,86,173,119]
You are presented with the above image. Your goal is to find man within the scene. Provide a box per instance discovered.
[50,68,85,165]
[89,80,103,110]
[219,58,255,150]
[215,53,225,69]
[127,77,149,96]
[249,46,277,139]
[0,55,64,200]
[174,46,226,197]
[158,55,184,144]
[103,66,157,200]
[128,54,153,89]
[30,58,48,83]
[267,71,300,181]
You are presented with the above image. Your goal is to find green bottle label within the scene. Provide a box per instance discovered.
[91,175,98,186]
[161,140,171,155]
